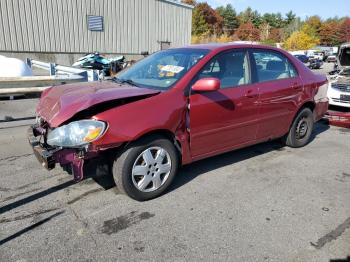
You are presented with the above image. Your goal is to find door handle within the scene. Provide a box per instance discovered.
[245,90,258,98]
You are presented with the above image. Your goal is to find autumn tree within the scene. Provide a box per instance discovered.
[181,0,196,6]
[269,28,284,42]
[260,26,283,44]
[216,4,239,35]
[236,22,260,41]
[303,16,322,37]
[284,31,319,50]
[259,23,271,41]
[195,3,223,36]
[319,21,342,46]
[188,1,349,46]
[340,18,350,43]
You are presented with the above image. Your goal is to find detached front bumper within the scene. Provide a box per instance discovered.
[27,125,96,181]
[325,110,350,128]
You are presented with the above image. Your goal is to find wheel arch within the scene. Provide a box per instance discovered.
[284,100,316,137]
[131,129,183,160]
[300,101,316,112]
[297,101,316,121]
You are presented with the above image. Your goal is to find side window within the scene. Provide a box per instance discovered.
[196,50,250,89]
[252,51,298,82]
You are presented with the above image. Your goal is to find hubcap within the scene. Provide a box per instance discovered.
[132,147,172,192]
[296,117,309,139]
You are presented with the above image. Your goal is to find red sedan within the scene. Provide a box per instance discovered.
[29,44,328,200]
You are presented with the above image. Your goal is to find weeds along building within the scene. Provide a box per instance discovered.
[0,0,193,65]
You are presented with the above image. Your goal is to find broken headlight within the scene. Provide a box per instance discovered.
[47,120,107,148]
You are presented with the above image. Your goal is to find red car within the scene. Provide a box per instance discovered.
[29,44,328,200]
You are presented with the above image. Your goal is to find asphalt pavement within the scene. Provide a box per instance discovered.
[0,62,349,262]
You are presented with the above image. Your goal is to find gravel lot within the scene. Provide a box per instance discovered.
[0,62,349,262]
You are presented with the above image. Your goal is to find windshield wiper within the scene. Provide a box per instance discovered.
[113,77,139,87]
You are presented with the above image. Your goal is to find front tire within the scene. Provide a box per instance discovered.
[284,108,314,148]
[112,136,179,201]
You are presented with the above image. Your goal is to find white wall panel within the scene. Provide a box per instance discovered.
[0,0,192,54]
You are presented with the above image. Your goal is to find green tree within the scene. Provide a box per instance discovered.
[285,11,296,25]
[262,13,284,28]
[238,7,262,27]
[216,4,239,35]
[192,7,209,36]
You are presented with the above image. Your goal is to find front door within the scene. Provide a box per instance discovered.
[189,49,260,158]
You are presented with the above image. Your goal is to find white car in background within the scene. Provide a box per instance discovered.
[327,43,350,108]
[326,53,337,63]
[313,51,325,61]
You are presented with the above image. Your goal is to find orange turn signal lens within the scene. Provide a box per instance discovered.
[83,127,103,142]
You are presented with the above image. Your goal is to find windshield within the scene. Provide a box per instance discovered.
[116,48,209,90]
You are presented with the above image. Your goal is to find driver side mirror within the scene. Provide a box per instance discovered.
[192,78,220,92]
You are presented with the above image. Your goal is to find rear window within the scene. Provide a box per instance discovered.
[252,50,298,83]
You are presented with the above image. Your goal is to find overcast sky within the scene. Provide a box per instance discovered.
[204,0,349,19]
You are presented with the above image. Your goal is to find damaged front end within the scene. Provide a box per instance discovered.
[28,80,161,181]
[328,43,350,108]
[27,118,105,181]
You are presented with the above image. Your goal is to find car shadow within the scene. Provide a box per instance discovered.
[0,211,64,246]
[167,120,330,194]
[0,122,330,211]
[310,119,330,142]
[78,120,330,196]
[328,105,350,113]
[0,180,75,215]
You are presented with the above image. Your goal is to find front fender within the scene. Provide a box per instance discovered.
[92,89,187,148]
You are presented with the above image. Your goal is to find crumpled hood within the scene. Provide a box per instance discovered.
[36,81,159,127]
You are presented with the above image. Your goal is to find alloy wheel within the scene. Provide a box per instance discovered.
[131,147,172,192]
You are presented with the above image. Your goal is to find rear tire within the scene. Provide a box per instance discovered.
[112,136,179,201]
[283,108,314,148]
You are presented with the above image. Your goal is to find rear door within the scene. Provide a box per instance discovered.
[250,49,302,139]
[189,49,260,158]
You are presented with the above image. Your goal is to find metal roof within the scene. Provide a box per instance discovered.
[159,0,194,9]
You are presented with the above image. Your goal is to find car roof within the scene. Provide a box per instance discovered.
[180,43,283,52]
